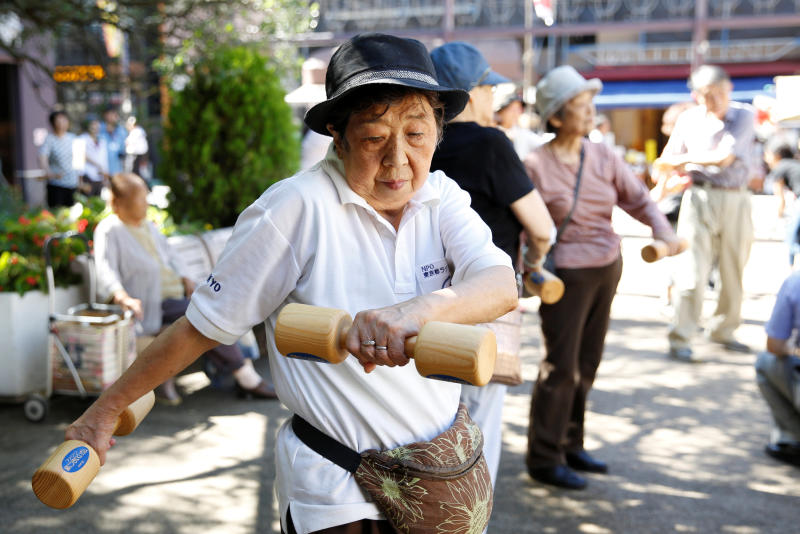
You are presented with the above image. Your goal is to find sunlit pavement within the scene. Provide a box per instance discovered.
[1,195,797,533]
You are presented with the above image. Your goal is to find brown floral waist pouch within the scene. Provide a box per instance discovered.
[291,403,493,534]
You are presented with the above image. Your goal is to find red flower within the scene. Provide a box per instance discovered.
[5,233,12,240]
[26,276,37,286]
[18,215,30,225]
[77,218,89,233]
[40,210,53,218]
[10,257,18,265]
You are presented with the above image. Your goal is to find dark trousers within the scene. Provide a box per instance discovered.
[282,507,394,534]
[527,255,622,468]
[47,184,76,208]
[161,298,245,374]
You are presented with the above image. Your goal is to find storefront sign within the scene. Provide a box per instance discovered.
[53,65,105,83]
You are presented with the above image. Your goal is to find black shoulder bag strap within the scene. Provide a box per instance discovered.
[552,143,586,246]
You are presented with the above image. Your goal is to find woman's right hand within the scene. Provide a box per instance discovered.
[64,401,120,465]
[344,303,426,373]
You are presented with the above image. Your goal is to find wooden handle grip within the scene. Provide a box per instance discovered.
[641,238,689,263]
[115,390,156,436]
[32,391,155,509]
[275,303,497,386]
[524,269,565,304]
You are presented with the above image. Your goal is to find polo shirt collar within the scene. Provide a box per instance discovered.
[321,143,441,213]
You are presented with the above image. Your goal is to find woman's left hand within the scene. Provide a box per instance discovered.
[344,304,425,373]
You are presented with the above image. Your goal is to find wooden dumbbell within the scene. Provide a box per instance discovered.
[274,303,497,386]
[523,269,565,304]
[641,238,689,263]
[32,391,155,509]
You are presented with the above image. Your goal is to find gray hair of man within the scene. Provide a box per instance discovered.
[688,65,730,91]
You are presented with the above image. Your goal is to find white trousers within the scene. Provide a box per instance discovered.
[460,382,507,487]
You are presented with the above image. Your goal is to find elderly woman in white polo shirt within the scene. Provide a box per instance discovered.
[65,33,517,533]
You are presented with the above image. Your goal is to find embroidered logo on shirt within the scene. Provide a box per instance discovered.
[418,259,452,290]
[206,273,222,292]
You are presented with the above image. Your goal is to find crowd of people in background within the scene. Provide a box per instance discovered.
[37,105,151,208]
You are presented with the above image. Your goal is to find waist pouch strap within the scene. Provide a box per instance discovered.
[291,405,493,534]
[291,414,361,473]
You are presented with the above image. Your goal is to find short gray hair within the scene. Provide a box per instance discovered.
[688,65,730,91]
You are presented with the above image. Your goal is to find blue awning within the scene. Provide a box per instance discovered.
[594,77,775,109]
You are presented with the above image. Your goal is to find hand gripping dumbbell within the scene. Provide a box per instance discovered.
[641,238,689,263]
[523,268,565,304]
[274,303,497,386]
[32,391,155,509]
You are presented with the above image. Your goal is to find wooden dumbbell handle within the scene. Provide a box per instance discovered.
[523,269,565,304]
[275,304,497,386]
[641,238,689,263]
[32,391,155,509]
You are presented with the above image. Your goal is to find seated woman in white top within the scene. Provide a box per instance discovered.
[65,34,517,533]
[93,172,277,403]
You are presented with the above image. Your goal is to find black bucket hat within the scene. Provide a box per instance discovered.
[304,33,470,136]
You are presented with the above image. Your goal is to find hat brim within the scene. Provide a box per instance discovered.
[539,78,603,123]
[304,79,469,136]
[482,71,511,87]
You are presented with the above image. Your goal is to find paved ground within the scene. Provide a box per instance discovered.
[1,196,798,533]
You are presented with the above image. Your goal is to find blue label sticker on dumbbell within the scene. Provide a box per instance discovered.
[62,446,90,472]
[426,374,471,385]
[528,272,544,284]
[288,352,332,363]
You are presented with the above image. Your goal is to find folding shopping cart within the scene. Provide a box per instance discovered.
[23,231,136,422]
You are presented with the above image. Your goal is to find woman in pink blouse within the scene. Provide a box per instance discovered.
[523,66,681,490]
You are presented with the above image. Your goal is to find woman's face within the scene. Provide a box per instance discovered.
[329,93,438,222]
[551,90,596,137]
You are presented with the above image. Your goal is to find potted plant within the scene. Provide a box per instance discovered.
[0,195,108,399]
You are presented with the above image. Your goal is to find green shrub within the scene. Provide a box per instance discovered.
[159,45,301,228]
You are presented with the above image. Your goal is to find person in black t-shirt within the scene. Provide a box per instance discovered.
[430,42,554,487]
[765,136,800,265]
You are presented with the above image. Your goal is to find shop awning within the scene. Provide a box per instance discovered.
[594,76,775,109]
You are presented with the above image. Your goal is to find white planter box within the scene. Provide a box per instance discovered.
[0,286,83,398]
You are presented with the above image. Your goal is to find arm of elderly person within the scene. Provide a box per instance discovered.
[344,265,517,371]
[613,149,682,253]
[93,218,144,319]
[764,274,800,359]
[64,317,213,464]
[510,190,554,268]
[65,265,516,463]
[654,109,754,175]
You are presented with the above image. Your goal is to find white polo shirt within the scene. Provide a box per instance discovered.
[186,148,512,533]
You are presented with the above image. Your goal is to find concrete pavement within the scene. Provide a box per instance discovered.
[1,195,798,533]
